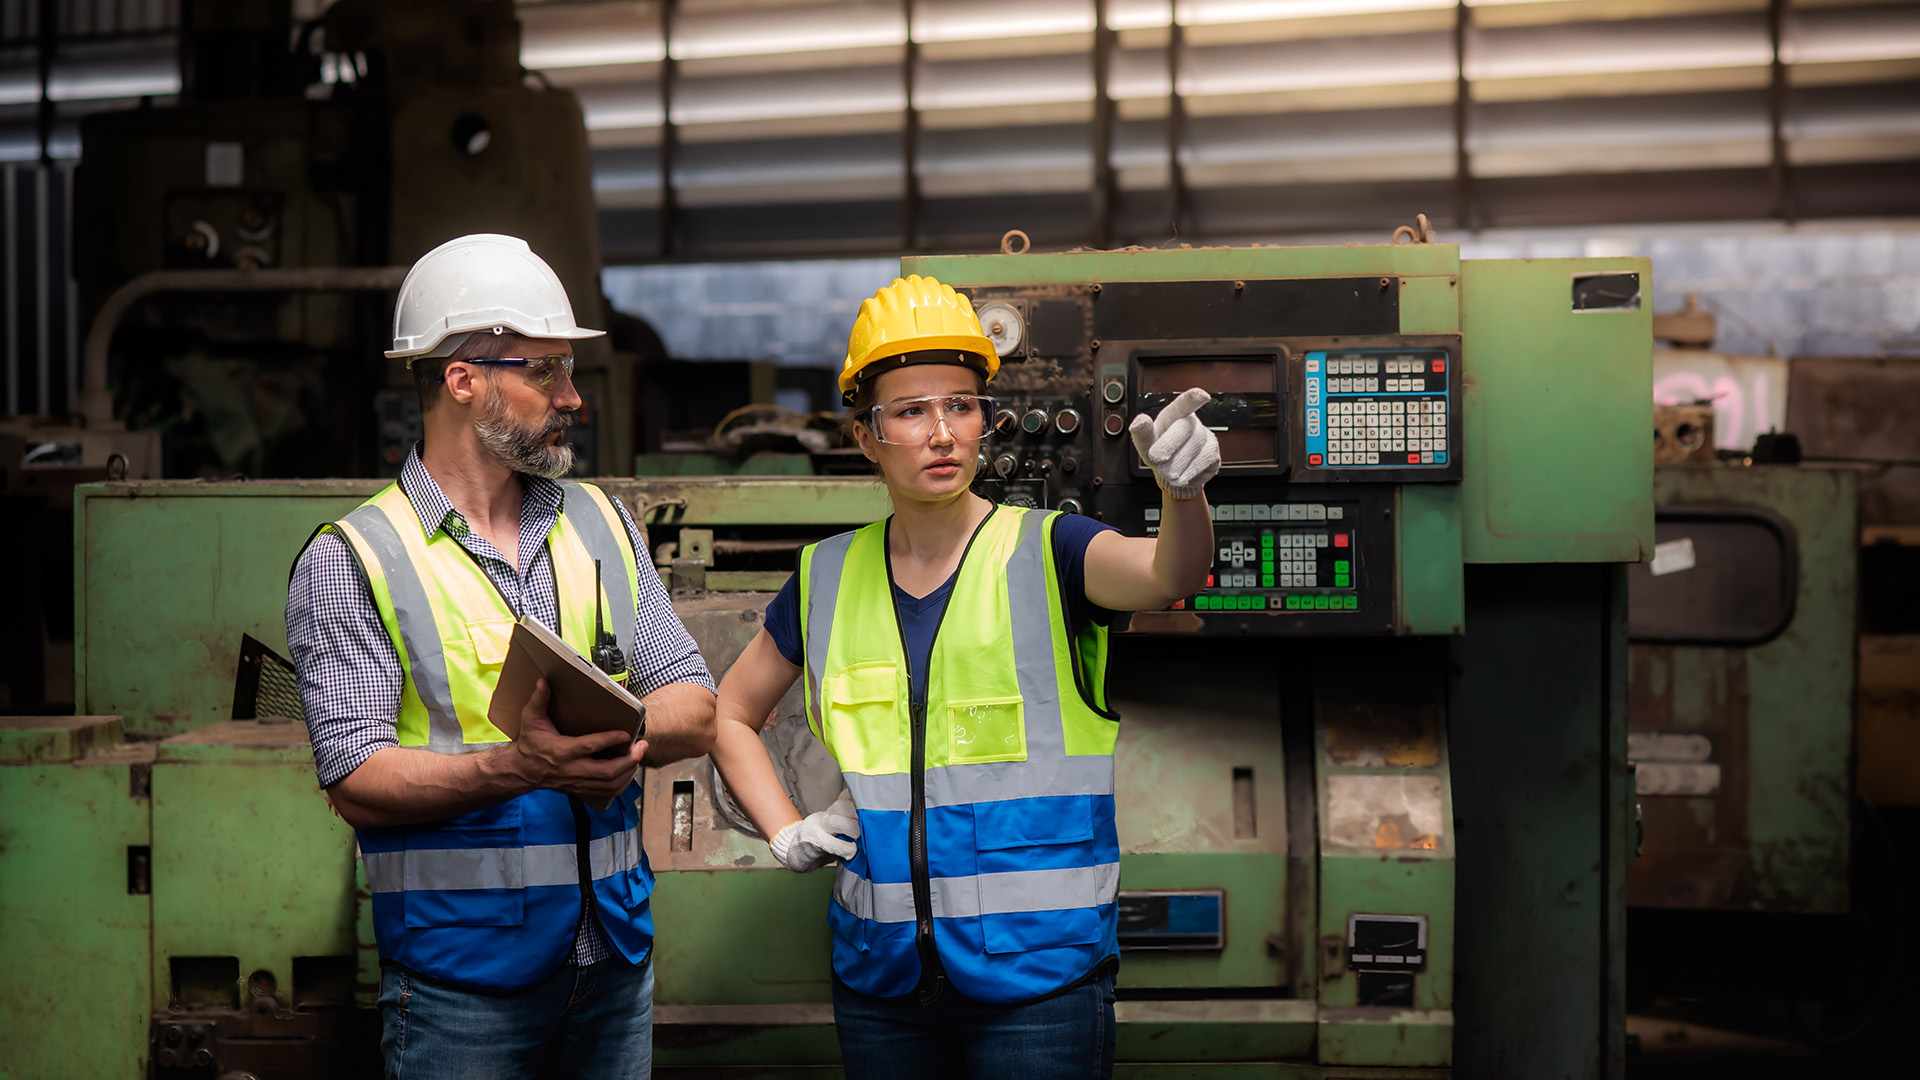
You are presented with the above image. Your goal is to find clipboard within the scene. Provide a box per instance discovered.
[488,615,648,748]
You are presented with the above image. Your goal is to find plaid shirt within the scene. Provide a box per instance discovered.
[286,446,714,964]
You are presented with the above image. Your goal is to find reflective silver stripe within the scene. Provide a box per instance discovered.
[342,504,466,754]
[833,862,1120,923]
[843,756,1113,812]
[363,821,642,894]
[804,531,854,733]
[1004,508,1065,763]
[559,482,639,666]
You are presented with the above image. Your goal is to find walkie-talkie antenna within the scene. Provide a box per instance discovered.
[594,558,606,639]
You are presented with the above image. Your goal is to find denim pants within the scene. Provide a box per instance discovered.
[832,968,1117,1080]
[378,957,653,1080]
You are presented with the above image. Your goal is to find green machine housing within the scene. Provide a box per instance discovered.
[0,242,1651,1079]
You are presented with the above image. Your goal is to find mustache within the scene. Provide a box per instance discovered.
[544,409,579,435]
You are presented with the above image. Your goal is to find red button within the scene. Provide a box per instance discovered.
[1408,453,1420,463]
[1334,533,1349,548]
[1308,453,1323,466]
[1207,574,1215,587]
[1172,599,1185,610]
[1103,414,1124,436]
[1433,359,1445,371]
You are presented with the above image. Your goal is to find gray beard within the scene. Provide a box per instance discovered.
[475,383,577,479]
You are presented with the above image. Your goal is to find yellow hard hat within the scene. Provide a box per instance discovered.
[841,275,998,403]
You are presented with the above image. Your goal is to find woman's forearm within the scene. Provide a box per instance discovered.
[1151,488,1215,600]
[711,716,805,839]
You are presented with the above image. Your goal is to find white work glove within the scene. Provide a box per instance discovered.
[1129,387,1221,500]
[768,790,860,873]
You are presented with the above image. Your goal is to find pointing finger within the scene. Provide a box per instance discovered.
[1152,387,1211,438]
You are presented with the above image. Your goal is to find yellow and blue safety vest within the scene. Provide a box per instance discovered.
[799,505,1120,1004]
[308,480,654,992]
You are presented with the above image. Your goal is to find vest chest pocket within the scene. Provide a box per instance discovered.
[948,696,1027,766]
[403,801,528,928]
[822,663,905,776]
[468,618,518,669]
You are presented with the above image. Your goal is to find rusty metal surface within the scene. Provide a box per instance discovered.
[1627,466,1857,913]
[1653,404,1715,465]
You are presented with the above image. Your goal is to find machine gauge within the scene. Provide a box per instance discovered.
[978,302,1025,357]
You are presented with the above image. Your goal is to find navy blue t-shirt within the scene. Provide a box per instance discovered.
[763,512,1118,708]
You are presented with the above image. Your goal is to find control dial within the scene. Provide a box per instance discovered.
[993,453,1018,478]
[978,302,1025,358]
[992,410,1018,437]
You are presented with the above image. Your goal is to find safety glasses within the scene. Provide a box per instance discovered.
[867,394,995,445]
[457,354,576,390]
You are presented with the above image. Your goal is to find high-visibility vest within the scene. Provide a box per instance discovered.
[798,505,1120,1004]
[305,479,654,992]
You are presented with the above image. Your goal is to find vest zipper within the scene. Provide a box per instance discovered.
[880,505,1001,988]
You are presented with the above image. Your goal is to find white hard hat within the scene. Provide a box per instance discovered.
[386,233,604,363]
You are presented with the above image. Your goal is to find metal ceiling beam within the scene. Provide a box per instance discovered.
[1091,0,1117,250]
[659,0,680,258]
[1768,0,1793,223]
[1453,0,1473,232]
[901,0,920,252]
[1168,8,1189,243]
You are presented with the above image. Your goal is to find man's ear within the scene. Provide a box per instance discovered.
[443,362,478,406]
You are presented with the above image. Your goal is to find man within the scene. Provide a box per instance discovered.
[286,233,716,1080]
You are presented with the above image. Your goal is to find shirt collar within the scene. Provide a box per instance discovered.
[398,443,568,539]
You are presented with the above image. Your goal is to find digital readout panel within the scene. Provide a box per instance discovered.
[1303,348,1452,471]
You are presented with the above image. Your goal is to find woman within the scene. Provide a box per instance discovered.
[709,274,1219,1079]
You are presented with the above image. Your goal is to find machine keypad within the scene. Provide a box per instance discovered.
[1303,348,1453,470]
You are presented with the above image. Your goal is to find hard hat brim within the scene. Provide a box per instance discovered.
[841,335,999,395]
[385,323,607,360]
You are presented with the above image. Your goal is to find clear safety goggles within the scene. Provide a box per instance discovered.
[459,354,576,390]
[867,394,995,445]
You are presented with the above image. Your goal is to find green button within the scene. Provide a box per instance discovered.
[1315,595,1330,609]
[1241,596,1256,610]
[1262,574,1274,587]
[1261,534,1273,546]
[1335,577,1349,588]
[1344,595,1358,610]
[1202,595,1218,610]
[1334,560,1349,572]
[1285,596,1300,610]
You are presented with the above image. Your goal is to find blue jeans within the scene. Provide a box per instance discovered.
[832,968,1117,1080]
[378,958,653,1080]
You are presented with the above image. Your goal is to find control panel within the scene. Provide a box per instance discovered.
[957,278,1454,635]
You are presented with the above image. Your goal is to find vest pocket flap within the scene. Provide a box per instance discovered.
[467,618,519,667]
[973,796,1095,852]
[948,695,1027,766]
[827,663,898,706]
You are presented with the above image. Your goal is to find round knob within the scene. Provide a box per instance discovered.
[994,454,1018,478]
[1102,379,1125,404]
[1021,408,1049,434]
[1103,413,1125,436]
[1054,408,1081,435]
[976,452,990,475]
[1060,455,1079,474]
[1058,498,1083,515]
[992,410,1018,437]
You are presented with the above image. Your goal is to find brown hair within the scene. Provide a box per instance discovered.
[413,331,543,412]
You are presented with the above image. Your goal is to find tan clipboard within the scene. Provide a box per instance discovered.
[487,615,647,746]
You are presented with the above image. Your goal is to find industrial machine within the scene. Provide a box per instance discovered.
[1,241,1652,1079]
